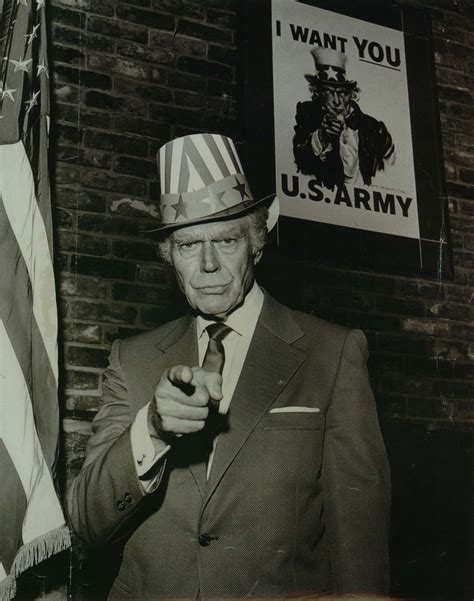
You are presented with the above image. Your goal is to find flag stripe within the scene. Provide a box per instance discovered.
[0,195,33,399]
[194,134,225,181]
[204,134,231,178]
[0,194,59,470]
[184,154,206,192]
[159,144,166,198]
[178,150,190,193]
[222,136,242,173]
[0,141,58,383]
[170,135,184,194]
[0,440,27,573]
[0,321,65,545]
[30,317,60,470]
[164,138,172,194]
[182,135,214,186]
[214,134,239,175]
[24,119,54,254]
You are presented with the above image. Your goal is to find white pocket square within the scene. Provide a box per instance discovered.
[269,406,320,414]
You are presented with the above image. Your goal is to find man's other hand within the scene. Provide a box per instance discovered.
[149,365,223,440]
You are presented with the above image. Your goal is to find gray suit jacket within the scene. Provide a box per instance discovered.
[68,292,391,600]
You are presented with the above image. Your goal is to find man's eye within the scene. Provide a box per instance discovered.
[217,238,237,248]
[177,241,200,255]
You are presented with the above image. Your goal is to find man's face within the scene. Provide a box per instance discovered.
[320,84,352,118]
[169,216,260,320]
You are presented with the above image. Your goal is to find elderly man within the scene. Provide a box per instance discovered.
[293,48,395,190]
[69,133,391,600]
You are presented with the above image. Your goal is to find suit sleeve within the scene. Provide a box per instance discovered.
[293,101,321,175]
[322,329,391,594]
[67,339,166,546]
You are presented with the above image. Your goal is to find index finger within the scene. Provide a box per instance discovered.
[191,368,223,403]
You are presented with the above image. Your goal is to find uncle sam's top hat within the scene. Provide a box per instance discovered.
[149,133,279,233]
[306,47,356,87]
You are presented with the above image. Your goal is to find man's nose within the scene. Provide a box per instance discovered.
[200,242,220,272]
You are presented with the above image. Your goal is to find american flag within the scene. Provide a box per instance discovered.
[0,1,70,599]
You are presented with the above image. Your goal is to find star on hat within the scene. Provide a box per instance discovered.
[172,195,188,220]
[232,176,250,200]
[209,188,228,209]
[325,66,340,81]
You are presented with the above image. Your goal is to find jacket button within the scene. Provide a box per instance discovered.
[116,500,126,511]
[124,493,132,504]
[198,533,212,547]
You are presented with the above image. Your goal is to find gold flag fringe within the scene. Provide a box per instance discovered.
[0,525,71,601]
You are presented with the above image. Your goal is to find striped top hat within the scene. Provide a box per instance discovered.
[150,133,279,233]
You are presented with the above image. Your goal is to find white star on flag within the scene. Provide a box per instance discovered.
[37,0,45,8]
[25,90,40,113]
[2,86,17,101]
[9,56,33,72]
[326,66,340,81]
[25,24,40,45]
[37,59,49,77]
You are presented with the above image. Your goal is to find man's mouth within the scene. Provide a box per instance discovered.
[195,284,230,294]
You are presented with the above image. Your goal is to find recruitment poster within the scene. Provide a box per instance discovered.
[272,0,420,240]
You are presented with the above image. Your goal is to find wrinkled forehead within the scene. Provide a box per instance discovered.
[171,216,249,243]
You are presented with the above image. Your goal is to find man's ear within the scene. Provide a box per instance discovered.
[253,249,263,265]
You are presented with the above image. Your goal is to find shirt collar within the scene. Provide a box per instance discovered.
[197,282,264,339]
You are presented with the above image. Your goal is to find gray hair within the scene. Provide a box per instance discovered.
[158,205,269,264]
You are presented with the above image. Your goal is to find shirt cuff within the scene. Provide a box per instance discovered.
[131,404,170,488]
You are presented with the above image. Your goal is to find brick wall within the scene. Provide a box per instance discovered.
[50,0,240,489]
[43,0,473,596]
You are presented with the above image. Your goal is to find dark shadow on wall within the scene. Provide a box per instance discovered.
[384,423,473,601]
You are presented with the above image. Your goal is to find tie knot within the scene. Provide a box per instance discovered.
[206,322,232,343]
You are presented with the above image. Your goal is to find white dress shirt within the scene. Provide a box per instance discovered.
[311,125,361,185]
[130,282,264,486]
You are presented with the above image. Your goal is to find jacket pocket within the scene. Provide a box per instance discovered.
[259,411,324,430]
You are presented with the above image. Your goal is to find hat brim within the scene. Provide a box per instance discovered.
[305,74,357,88]
[146,195,279,235]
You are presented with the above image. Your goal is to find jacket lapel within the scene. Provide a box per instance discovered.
[203,293,307,505]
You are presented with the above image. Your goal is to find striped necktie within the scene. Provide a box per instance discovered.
[201,323,232,471]
[201,323,232,375]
